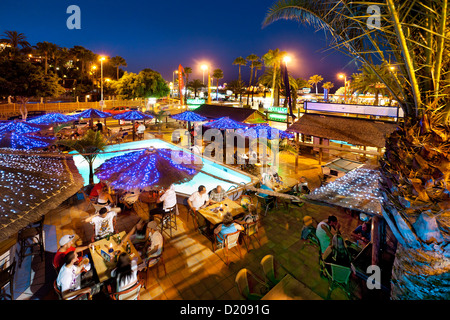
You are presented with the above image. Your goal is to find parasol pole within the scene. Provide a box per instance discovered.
[132,120,136,141]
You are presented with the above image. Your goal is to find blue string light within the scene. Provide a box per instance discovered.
[27,113,73,125]
[0,121,44,135]
[237,124,294,140]
[71,108,112,119]
[113,110,154,121]
[171,111,206,122]
[203,117,248,130]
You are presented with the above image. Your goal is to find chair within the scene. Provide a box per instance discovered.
[139,249,167,289]
[260,255,283,289]
[256,194,276,216]
[186,207,201,233]
[156,205,177,238]
[241,220,261,252]
[214,230,242,266]
[53,280,92,300]
[110,280,144,300]
[234,268,269,300]
[323,262,353,299]
[0,258,16,300]
[17,216,45,268]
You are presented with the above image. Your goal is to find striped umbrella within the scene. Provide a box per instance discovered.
[113,110,154,141]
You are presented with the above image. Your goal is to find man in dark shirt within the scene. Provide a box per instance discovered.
[351,221,371,246]
[96,120,103,133]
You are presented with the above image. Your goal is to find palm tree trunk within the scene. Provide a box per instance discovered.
[89,161,94,185]
[271,66,277,106]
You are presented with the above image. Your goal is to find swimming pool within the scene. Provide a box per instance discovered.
[71,139,253,196]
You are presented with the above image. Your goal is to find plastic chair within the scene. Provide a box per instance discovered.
[235,268,269,300]
[17,216,45,268]
[214,230,242,266]
[110,280,144,300]
[53,280,92,300]
[256,194,276,216]
[241,220,261,252]
[0,258,16,300]
[260,255,283,288]
[323,262,353,299]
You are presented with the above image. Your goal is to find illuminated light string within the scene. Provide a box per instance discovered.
[0,121,44,135]
[27,112,74,125]
[70,108,112,119]
[237,124,294,140]
[308,168,382,215]
[171,111,207,122]
[113,110,154,121]
[203,117,248,130]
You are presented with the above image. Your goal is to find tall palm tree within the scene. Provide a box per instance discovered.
[246,54,260,103]
[69,46,96,84]
[212,68,224,101]
[0,30,30,49]
[262,49,287,106]
[233,57,247,102]
[34,41,59,75]
[308,74,323,95]
[183,67,192,104]
[292,78,311,108]
[110,56,127,80]
[264,0,450,300]
[187,79,204,98]
[252,60,264,103]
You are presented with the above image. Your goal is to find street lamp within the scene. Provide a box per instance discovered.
[200,64,211,104]
[201,64,208,85]
[338,73,348,103]
[99,56,107,111]
[172,70,178,98]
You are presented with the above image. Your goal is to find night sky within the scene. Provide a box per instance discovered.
[0,0,360,89]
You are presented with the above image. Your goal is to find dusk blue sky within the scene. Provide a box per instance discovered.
[0,0,360,89]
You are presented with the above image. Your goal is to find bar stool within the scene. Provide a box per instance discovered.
[159,205,177,237]
[0,258,16,300]
[17,216,45,268]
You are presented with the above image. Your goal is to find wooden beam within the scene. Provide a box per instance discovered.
[296,141,383,156]
[371,216,382,266]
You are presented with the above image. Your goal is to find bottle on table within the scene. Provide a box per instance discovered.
[126,241,131,254]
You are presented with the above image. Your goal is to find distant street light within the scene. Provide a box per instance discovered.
[338,73,348,103]
[99,56,107,111]
[201,64,208,85]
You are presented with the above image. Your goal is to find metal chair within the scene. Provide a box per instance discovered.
[256,194,277,216]
[235,268,269,300]
[110,280,144,300]
[214,230,242,266]
[0,258,16,300]
[323,262,353,299]
[139,249,167,289]
[17,216,45,268]
[157,205,177,238]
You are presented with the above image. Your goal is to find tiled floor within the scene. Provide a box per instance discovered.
[16,131,390,300]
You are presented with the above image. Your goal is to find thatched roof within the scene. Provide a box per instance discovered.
[287,114,398,148]
[0,149,84,241]
[306,165,382,216]
[193,104,266,123]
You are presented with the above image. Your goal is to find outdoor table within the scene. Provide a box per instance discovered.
[197,198,245,226]
[261,274,322,300]
[89,231,143,283]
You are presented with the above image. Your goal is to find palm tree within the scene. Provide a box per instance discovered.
[291,78,310,108]
[58,129,107,185]
[227,80,245,100]
[187,79,204,98]
[110,56,127,80]
[34,42,59,75]
[69,46,96,84]
[183,67,192,104]
[264,0,450,300]
[233,57,247,83]
[308,75,323,95]
[262,49,287,106]
[212,68,224,101]
[246,54,260,103]
[252,60,264,103]
[0,30,30,49]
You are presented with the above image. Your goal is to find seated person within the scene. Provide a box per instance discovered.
[214,212,243,248]
[144,221,164,267]
[270,167,283,185]
[119,188,140,211]
[124,219,149,251]
[97,186,121,214]
[187,185,211,229]
[316,215,340,258]
[351,221,371,247]
[53,234,89,271]
[236,205,259,232]
[149,184,177,220]
[300,215,320,245]
[110,252,139,293]
[327,234,352,267]
[294,176,310,195]
[86,207,118,241]
[56,251,101,300]
[89,181,107,202]
[209,185,228,204]
[258,183,274,199]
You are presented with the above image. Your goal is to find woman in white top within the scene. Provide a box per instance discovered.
[97,186,121,214]
[111,252,139,292]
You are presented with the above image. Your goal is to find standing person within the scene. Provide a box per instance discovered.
[137,122,146,140]
[56,251,101,300]
[149,184,177,220]
[110,252,139,293]
[96,120,103,133]
[86,207,118,241]
[316,215,340,258]
[187,185,211,230]
[209,185,228,204]
[53,234,90,271]
[144,221,164,267]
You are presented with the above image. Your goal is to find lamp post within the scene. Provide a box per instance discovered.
[100,56,106,111]
[172,70,178,98]
[338,73,347,103]
[201,64,208,85]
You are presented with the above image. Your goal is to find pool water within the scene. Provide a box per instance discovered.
[71,139,252,195]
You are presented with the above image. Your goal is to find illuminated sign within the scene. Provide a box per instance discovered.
[302,87,311,94]
[187,98,205,105]
[268,106,287,114]
[268,113,287,121]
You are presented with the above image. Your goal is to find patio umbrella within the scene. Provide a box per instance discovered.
[203,116,248,130]
[94,147,203,191]
[0,131,55,150]
[70,108,112,128]
[237,123,294,140]
[113,110,154,141]
[171,111,207,132]
[27,112,74,125]
[0,120,46,135]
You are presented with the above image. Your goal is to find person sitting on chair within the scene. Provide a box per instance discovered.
[53,234,90,271]
[124,219,149,252]
[187,185,211,231]
[316,215,340,259]
[86,207,118,241]
[97,186,121,214]
[351,221,371,247]
[56,251,101,300]
[144,221,164,267]
[89,180,107,202]
[149,184,177,220]
[214,212,243,248]
[110,252,139,293]
[209,185,227,204]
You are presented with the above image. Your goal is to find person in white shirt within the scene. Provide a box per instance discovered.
[86,207,117,241]
[110,252,139,293]
[56,251,100,300]
[137,122,146,140]
[145,221,163,267]
[149,184,177,219]
[187,185,210,230]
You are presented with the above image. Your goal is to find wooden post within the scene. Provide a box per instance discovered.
[319,137,323,165]
[295,133,299,173]
[371,215,382,266]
